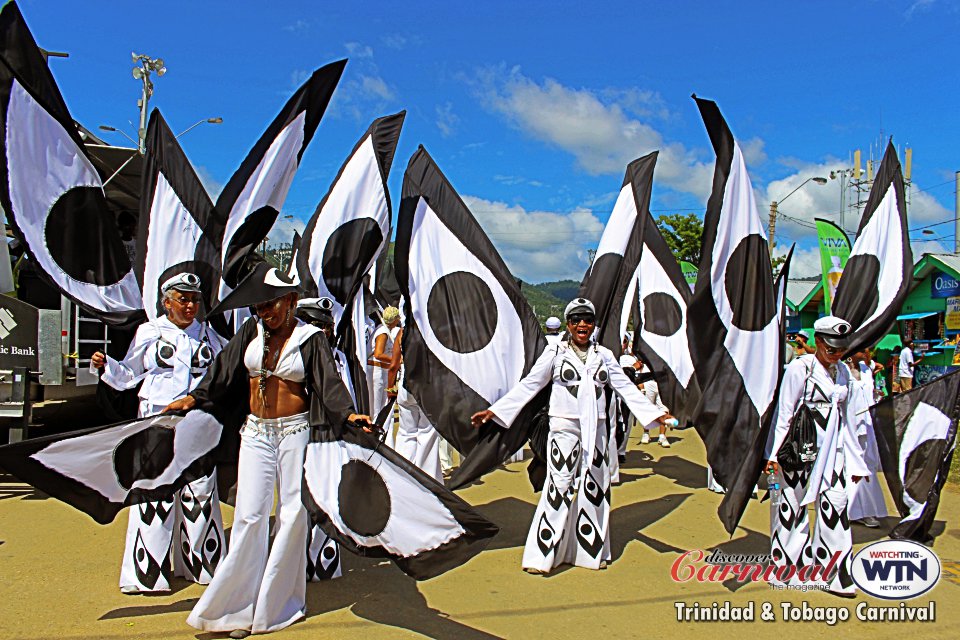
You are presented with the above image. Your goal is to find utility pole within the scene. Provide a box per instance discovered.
[768,201,778,253]
[955,170,959,254]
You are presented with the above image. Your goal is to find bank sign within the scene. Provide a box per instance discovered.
[0,294,39,371]
[931,269,960,298]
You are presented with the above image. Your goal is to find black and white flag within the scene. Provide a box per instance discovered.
[137,110,220,320]
[0,411,223,525]
[302,426,498,580]
[296,112,404,413]
[870,369,960,542]
[687,96,783,534]
[831,141,913,355]
[0,2,142,326]
[216,60,346,290]
[579,152,657,354]
[297,111,404,322]
[630,207,701,427]
[395,146,548,488]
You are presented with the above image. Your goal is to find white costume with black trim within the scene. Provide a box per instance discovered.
[186,318,355,634]
[101,316,227,593]
[488,340,664,571]
[370,324,399,445]
[766,355,870,594]
[848,361,888,520]
[395,367,443,481]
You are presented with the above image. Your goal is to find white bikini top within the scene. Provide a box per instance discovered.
[243,320,321,383]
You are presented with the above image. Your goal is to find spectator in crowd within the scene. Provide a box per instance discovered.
[898,339,923,392]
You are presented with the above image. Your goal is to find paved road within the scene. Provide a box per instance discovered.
[1,427,958,639]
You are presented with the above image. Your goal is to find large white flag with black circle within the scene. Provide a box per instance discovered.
[630,206,701,427]
[579,152,657,353]
[0,2,143,326]
[395,147,548,488]
[687,97,783,534]
[216,60,346,290]
[831,141,912,355]
[0,411,223,525]
[302,427,498,580]
[870,369,960,542]
[137,110,221,322]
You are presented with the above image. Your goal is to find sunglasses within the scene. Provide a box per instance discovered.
[169,295,200,306]
[567,314,596,325]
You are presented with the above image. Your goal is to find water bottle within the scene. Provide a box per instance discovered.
[664,417,679,429]
[768,468,783,532]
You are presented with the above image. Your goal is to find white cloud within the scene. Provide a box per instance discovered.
[435,102,459,137]
[195,166,223,200]
[266,214,306,247]
[461,195,603,282]
[345,42,374,59]
[360,75,395,101]
[382,34,408,50]
[471,66,715,201]
[282,19,309,33]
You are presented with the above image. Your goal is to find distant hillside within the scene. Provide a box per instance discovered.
[534,279,581,303]
[518,279,583,323]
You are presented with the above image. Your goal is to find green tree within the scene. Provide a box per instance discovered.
[656,213,703,264]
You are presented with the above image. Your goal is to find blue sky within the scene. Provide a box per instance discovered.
[17,0,960,282]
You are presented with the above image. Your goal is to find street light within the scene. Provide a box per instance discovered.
[131,53,167,153]
[176,117,223,139]
[768,176,828,252]
[97,125,139,148]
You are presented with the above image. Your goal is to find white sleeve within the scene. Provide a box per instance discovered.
[842,385,871,477]
[488,346,555,429]
[100,323,158,391]
[606,352,666,428]
[765,358,808,459]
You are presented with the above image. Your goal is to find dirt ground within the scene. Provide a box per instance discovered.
[1,426,958,640]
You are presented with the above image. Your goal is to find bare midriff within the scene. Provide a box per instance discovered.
[249,376,309,418]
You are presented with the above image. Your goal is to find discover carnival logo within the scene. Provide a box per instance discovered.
[851,540,941,599]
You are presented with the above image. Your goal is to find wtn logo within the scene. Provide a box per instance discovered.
[853,540,940,599]
[861,559,927,582]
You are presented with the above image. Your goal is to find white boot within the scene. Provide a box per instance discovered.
[641,431,650,444]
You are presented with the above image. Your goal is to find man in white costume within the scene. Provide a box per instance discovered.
[765,316,869,597]
[92,273,228,594]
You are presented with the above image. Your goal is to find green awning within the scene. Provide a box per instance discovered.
[874,334,903,350]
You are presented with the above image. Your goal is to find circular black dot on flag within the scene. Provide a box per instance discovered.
[113,425,176,490]
[904,438,946,503]
[321,219,383,303]
[724,234,776,331]
[833,254,881,325]
[45,187,131,285]
[427,271,498,353]
[338,459,391,536]
[643,292,683,337]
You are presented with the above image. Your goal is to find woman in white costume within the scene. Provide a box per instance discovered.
[472,298,671,574]
[92,272,227,595]
[165,265,369,638]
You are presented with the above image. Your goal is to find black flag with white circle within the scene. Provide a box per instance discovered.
[395,146,548,488]
[870,369,960,542]
[216,59,346,290]
[0,2,143,326]
[302,426,498,580]
[831,141,912,355]
[579,152,657,354]
[630,206,701,427]
[0,411,224,525]
[687,96,783,534]
[137,110,221,322]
